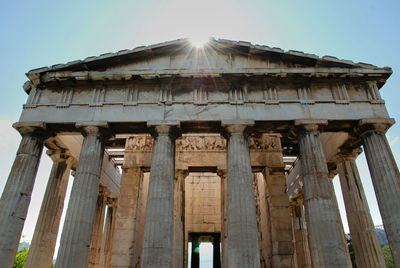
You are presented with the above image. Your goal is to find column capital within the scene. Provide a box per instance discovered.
[147,120,181,140]
[357,118,395,136]
[46,149,73,163]
[221,119,254,138]
[217,169,227,179]
[13,121,47,137]
[335,146,362,162]
[175,169,189,180]
[106,197,117,207]
[76,121,113,139]
[294,119,328,134]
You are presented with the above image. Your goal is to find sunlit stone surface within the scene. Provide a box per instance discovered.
[0,39,398,268]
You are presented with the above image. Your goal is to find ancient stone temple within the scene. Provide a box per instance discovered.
[0,38,399,268]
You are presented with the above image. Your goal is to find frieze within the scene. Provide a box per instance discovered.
[176,136,226,151]
[125,134,281,152]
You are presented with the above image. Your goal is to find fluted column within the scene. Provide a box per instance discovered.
[222,120,260,268]
[141,122,179,268]
[295,120,350,267]
[173,170,188,268]
[25,150,73,268]
[0,122,45,268]
[358,118,400,267]
[88,186,107,268]
[99,198,117,268]
[336,147,386,268]
[55,122,109,268]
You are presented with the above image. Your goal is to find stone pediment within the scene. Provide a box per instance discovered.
[25,38,391,92]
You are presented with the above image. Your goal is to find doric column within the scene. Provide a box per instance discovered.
[25,149,74,268]
[295,119,351,267]
[213,236,222,268]
[328,175,353,266]
[141,121,180,268]
[218,170,228,268]
[99,198,117,268]
[0,122,45,268]
[55,122,110,268]
[291,202,312,268]
[173,170,188,268]
[336,147,386,268]
[222,120,260,268]
[358,118,400,266]
[88,186,107,268]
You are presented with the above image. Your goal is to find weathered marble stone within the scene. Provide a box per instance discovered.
[99,199,116,268]
[223,121,260,268]
[88,187,107,268]
[295,121,351,268]
[291,203,312,268]
[55,124,108,268]
[359,120,400,267]
[0,124,45,268]
[141,123,179,268]
[25,150,72,268]
[336,149,386,268]
[172,170,188,268]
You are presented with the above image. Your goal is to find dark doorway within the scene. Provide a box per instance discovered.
[188,233,221,268]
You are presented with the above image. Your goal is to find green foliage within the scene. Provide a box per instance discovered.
[13,246,29,268]
[382,245,394,268]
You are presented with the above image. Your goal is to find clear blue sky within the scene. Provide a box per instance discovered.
[1,0,400,266]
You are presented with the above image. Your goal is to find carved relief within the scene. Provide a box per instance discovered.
[176,136,226,151]
[125,135,153,151]
[248,135,281,151]
[125,135,281,152]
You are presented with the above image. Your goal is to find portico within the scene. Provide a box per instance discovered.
[0,38,398,267]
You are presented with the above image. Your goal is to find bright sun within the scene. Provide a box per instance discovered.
[189,36,210,48]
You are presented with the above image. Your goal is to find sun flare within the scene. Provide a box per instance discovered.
[189,36,210,48]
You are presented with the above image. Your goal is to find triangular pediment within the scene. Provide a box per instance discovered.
[28,38,390,74]
[25,38,391,92]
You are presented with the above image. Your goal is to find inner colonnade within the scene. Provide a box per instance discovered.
[0,39,400,268]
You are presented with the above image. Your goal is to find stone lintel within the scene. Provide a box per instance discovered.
[358,118,395,135]
[75,121,109,129]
